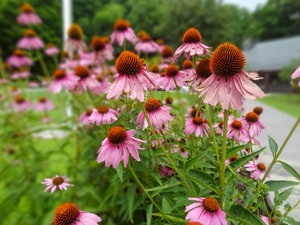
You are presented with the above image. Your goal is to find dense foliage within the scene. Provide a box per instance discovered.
[1,0,300,59]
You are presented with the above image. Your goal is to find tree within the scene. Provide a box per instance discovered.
[154,0,250,49]
[123,0,164,40]
[92,3,125,37]
[251,0,300,40]
[0,0,62,58]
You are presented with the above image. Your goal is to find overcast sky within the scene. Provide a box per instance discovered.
[223,0,267,11]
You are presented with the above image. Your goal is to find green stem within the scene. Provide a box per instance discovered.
[205,104,220,163]
[53,55,59,68]
[0,55,8,79]
[262,117,300,182]
[219,109,229,208]
[37,51,50,78]
[280,199,300,222]
[128,163,162,212]
[142,104,196,196]
[152,213,186,224]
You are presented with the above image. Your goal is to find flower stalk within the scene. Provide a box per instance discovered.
[142,104,196,196]
[219,109,229,208]
[262,117,300,182]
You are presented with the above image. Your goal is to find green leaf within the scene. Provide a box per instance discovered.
[226,144,251,158]
[278,188,294,202]
[161,197,172,214]
[145,181,181,192]
[150,172,163,185]
[284,216,300,225]
[268,135,278,157]
[116,164,123,181]
[229,147,265,169]
[265,180,300,191]
[277,160,300,180]
[152,213,187,223]
[127,183,137,221]
[146,204,153,225]
[228,204,265,225]
[183,155,204,172]
[186,169,218,193]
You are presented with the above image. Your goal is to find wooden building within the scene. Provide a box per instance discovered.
[243,35,300,92]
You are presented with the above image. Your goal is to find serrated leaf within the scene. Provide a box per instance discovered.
[150,171,163,185]
[268,135,278,157]
[183,155,204,172]
[277,160,300,180]
[186,169,217,193]
[146,204,153,225]
[228,204,265,225]
[161,197,172,214]
[265,180,300,191]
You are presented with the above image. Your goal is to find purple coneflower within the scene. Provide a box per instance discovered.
[227,118,249,143]
[135,32,160,54]
[28,81,39,88]
[185,59,211,91]
[45,43,60,56]
[291,66,300,87]
[89,105,119,126]
[185,197,228,225]
[244,161,267,180]
[97,126,144,168]
[214,120,224,135]
[137,97,173,130]
[90,36,114,66]
[110,19,137,46]
[225,155,238,166]
[186,222,203,225]
[12,95,32,112]
[181,59,195,79]
[48,69,79,93]
[16,3,42,25]
[72,65,99,93]
[157,64,186,91]
[156,38,165,53]
[6,49,32,68]
[17,29,44,50]
[173,27,210,60]
[185,116,210,137]
[91,74,111,95]
[53,203,101,225]
[241,111,264,138]
[59,52,92,70]
[197,43,265,110]
[106,51,156,102]
[64,24,87,55]
[10,67,31,80]
[41,175,73,193]
[34,97,54,111]
[159,166,173,177]
[261,215,277,225]
[160,45,174,64]
[148,64,161,83]
[79,109,93,125]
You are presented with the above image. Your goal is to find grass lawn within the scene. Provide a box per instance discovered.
[258,93,300,118]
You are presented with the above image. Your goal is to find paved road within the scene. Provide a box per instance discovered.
[244,99,300,221]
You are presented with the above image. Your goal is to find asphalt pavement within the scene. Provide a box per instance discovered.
[244,99,300,221]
